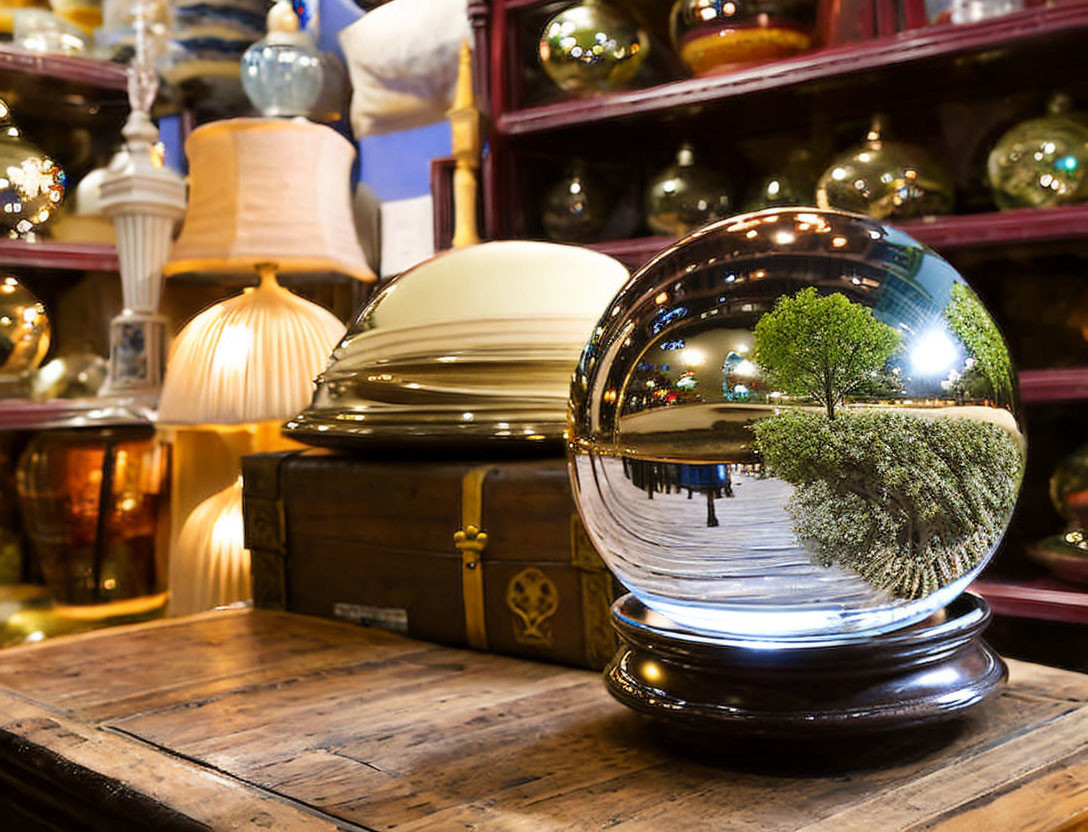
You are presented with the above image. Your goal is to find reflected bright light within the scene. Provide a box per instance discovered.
[911,330,958,376]
[734,359,757,377]
[681,348,704,366]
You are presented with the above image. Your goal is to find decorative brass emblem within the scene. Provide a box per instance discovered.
[453,524,488,569]
[506,567,559,647]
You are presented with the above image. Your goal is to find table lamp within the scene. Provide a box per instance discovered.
[568,208,1024,741]
[159,117,374,615]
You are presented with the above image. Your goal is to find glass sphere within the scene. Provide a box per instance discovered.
[987,94,1088,211]
[568,208,1025,642]
[0,276,50,379]
[670,0,816,76]
[817,118,953,220]
[645,143,731,236]
[538,0,648,95]
[0,98,66,239]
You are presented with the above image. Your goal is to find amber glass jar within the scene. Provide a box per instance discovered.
[16,426,167,605]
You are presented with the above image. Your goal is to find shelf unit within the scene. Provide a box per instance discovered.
[468,0,1088,642]
[0,239,119,272]
[494,1,1088,137]
[0,44,127,91]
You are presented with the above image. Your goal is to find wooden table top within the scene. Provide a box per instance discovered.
[0,608,1086,831]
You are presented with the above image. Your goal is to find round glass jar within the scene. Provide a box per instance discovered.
[568,208,1024,642]
[645,143,732,236]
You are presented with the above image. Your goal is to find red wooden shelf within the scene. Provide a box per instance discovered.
[498,2,1088,136]
[0,239,118,272]
[972,577,1088,626]
[1018,367,1088,404]
[587,204,1088,268]
[0,399,149,431]
[0,44,127,91]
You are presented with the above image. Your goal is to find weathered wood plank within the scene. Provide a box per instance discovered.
[0,610,1086,831]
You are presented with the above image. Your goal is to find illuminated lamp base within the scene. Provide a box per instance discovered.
[606,592,1005,743]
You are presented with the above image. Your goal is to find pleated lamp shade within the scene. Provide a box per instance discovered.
[163,118,375,282]
[169,478,249,616]
[158,271,345,424]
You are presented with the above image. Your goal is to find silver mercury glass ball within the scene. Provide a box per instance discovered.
[568,207,1025,643]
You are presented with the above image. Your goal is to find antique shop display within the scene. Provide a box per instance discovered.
[645,143,731,236]
[16,426,166,607]
[99,0,187,402]
[31,351,109,399]
[0,276,50,397]
[670,0,817,76]
[240,0,325,118]
[284,240,628,447]
[243,452,618,670]
[1027,443,1088,584]
[0,97,66,240]
[569,208,1022,734]
[987,93,1088,211]
[50,168,117,244]
[817,117,954,220]
[538,0,648,95]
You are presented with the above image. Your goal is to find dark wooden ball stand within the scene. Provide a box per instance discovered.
[605,592,1006,742]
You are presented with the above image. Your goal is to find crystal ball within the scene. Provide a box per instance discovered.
[568,208,1025,642]
[0,275,50,378]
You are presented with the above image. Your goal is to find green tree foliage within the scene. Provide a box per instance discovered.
[754,410,1023,599]
[753,288,901,419]
[945,283,1013,404]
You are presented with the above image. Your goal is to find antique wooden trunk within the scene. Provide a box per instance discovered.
[241,450,618,669]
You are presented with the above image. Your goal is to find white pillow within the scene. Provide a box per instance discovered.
[339,0,471,138]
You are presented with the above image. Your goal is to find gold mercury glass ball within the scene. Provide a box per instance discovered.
[0,98,66,239]
[538,0,649,95]
[0,276,51,378]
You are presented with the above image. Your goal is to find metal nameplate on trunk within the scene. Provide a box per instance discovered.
[332,603,409,635]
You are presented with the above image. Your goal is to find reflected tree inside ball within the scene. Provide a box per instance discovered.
[568,208,1024,642]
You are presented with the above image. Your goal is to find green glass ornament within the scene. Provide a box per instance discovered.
[538,0,649,95]
[816,116,953,220]
[645,143,731,237]
[988,94,1088,211]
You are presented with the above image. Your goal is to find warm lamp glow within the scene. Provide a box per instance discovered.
[169,478,249,616]
[157,271,345,425]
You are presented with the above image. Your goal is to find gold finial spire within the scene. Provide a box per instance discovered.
[448,40,481,249]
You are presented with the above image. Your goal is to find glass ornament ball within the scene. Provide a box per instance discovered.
[987,94,1088,211]
[568,207,1025,643]
[817,117,954,220]
[1051,443,1088,529]
[0,276,50,380]
[0,98,66,239]
[645,143,732,236]
[538,0,648,95]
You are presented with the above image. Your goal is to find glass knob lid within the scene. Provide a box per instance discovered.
[567,208,1024,643]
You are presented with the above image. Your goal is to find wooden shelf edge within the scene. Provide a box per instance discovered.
[1018,368,1088,404]
[973,578,1088,626]
[586,204,1088,267]
[0,45,128,91]
[0,240,118,272]
[499,2,1088,135]
[0,399,152,431]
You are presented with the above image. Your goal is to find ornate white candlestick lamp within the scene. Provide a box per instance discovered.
[98,0,185,403]
[568,208,1025,740]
